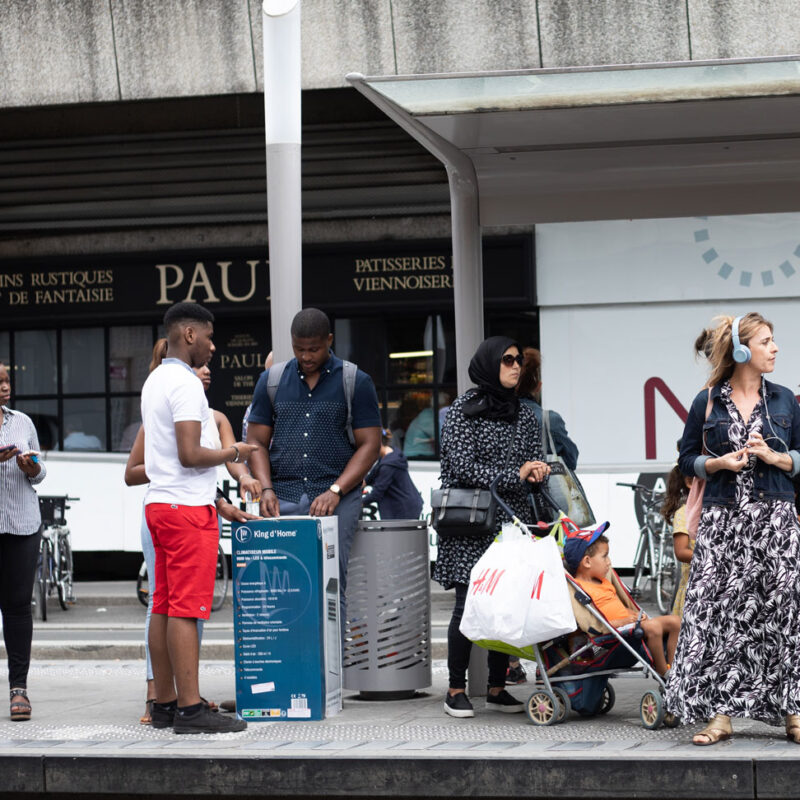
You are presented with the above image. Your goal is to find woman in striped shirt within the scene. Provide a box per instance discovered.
[0,360,46,722]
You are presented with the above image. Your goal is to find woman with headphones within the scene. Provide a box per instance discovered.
[666,312,800,745]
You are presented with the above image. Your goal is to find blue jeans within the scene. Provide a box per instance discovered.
[278,489,361,641]
[140,510,205,682]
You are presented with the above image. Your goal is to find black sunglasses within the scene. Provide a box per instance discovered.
[501,354,524,367]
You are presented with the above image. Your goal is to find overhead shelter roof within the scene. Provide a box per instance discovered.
[348,57,800,224]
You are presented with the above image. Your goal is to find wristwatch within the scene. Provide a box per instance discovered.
[329,483,343,497]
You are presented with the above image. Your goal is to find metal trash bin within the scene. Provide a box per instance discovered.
[343,519,431,700]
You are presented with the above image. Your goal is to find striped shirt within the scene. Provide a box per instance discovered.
[0,407,46,536]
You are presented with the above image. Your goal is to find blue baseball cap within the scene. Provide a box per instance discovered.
[563,521,611,574]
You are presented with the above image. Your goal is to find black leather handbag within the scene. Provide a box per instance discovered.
[431,419,518,538]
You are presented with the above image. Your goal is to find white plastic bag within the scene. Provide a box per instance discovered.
[459,531,575,647]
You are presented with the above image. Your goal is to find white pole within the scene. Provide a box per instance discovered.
[263,0,302,361]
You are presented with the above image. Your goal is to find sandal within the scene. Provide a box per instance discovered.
[786,714,800,743]
[139,698,155,725]
[9,688,31,722]
[693,714,732,746]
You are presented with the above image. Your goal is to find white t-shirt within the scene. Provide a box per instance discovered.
[141,358,218,507]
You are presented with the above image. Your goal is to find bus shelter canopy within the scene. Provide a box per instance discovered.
[348,57,800,224]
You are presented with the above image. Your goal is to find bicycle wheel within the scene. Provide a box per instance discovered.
[631,531,650,600]
[56,531,74,610]
[212,545,229,611]
[35,540,50,622]
[136,560,150,608]
[655,531,678,615]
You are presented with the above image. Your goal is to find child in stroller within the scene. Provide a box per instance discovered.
[564,530,681,678]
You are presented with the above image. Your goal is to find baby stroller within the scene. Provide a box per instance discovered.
[486,476,679,730]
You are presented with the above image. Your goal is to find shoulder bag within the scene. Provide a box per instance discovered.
[431,418,518,538]
[540,408,595,529]
[685,389,713,538]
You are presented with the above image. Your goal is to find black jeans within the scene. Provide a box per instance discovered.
[0,531,41,689]
[447,583,509,691]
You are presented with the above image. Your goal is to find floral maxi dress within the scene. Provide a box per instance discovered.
[665,382,800,726]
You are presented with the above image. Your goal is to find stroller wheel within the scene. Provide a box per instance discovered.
[640,689,665,729]
[525,690,559,726]
[552,687,571,723]
[599,684,615,715]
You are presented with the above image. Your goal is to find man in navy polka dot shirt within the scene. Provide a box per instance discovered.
[247,308,381,630]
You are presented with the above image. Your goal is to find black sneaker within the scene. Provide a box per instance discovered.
[150,701,176,729]
[444,692,474,718]
[173,704,247,734]
[485,689,524,713]
[505,664,527,685]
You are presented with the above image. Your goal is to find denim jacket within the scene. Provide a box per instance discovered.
[678,379,800,508]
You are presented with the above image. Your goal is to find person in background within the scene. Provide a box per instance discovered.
[125,339,261,724]
[505,346,580,685]
[434,336,550,719]
[0,360,45,721]
[363,429,423,520]
[661,464,693,618]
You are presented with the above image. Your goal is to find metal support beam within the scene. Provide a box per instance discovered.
[346,73,484,394]
[263,0,302,361]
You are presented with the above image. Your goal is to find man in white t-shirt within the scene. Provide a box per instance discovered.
[142,302,259,734]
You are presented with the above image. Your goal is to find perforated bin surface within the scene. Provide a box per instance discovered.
[343,520,431,693]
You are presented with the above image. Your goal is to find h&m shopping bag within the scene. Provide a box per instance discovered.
[459,531,575,648]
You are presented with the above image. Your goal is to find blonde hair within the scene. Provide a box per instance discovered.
[148,338,168,373]
[707,312,773,387]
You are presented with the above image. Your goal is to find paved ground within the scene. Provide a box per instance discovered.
[3,582,799,798]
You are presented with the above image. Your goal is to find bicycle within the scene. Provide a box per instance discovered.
[34,495,78,622]
[616,482,678,615]
[137,542,229,612]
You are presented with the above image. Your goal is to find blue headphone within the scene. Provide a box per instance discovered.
[731,316,751,364]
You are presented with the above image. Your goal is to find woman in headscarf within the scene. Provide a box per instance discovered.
[433,337,550,718]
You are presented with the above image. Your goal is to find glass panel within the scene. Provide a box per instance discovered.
[388,389,434,458]
[109,326,152,393]
[387,317,433,384]
[14,399,58,451]
[0,331,8,366]
[369,58,800,114]
[63,328,104,394]
[63,398,106,451]
[333,318,384,385]
[111,397,142,452]
[14,330,57,395]
[436,386,458,436]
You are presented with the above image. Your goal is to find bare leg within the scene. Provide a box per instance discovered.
[167,616,202,707]
[148,612,176,703]
[640,619,669,675]
[663,615,681,666]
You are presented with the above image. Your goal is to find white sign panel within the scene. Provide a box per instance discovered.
[537,213,800,306]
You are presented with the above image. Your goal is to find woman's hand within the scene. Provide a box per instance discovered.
[708,448,749,473]
[238,474,262,502]
[519,460,551,483]
[216,499,261,523]
[746,432,793,470]
[0,446,19,464]
[15,452,40,477]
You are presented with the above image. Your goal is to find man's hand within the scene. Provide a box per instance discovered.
[216,500,261,523]
[238,474,262,501]
[260,491,280,518]
[310,490,340,517]
[0,446,19,464]
[16,452,40,477]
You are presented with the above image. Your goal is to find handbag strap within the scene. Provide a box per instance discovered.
[700,388,713,455]
[541,407,557,457]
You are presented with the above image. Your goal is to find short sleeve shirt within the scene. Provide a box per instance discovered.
[141,358,217,507]
[574,577,631,622]
[248,352,381,503]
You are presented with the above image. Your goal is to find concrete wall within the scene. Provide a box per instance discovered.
[1,0,799,109]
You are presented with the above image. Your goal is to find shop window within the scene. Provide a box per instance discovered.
[333,318,384,382]
[14,331,56,395]
[14,399,58,451]
[111,397,142,453]
[0,332,8,366]
[63,398,106,451]
[110,326,152,393]
[63,328,105,394]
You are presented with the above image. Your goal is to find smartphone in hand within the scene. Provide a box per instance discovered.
[21,450,40,463]
[0,444,17,454]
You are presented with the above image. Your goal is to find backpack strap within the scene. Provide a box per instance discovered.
[342,360,357,447]
[265,361,289,424]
